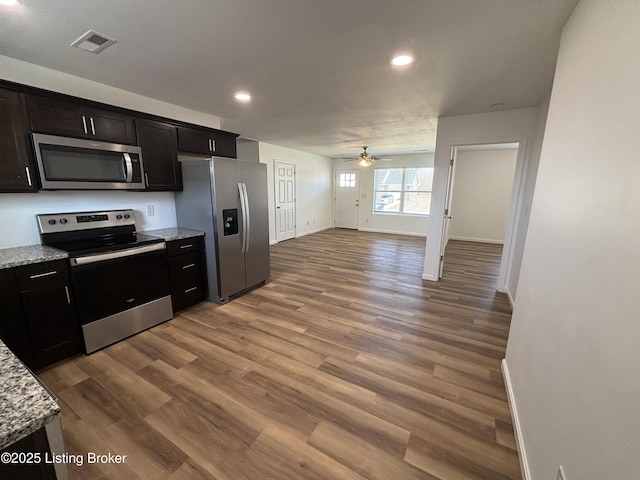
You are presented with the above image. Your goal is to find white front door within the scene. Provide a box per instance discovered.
[275,161,296,242]
[334,169,360,229]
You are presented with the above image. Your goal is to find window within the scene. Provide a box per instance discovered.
[339,172,356,188]
[373,167,433,215]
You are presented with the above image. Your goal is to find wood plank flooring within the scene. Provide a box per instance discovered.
[38,229,521,480]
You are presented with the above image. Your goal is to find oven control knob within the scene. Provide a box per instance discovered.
[48,219,57,225]
[116,214,123,220]
[59,218,68,224]
[124,214,130,219]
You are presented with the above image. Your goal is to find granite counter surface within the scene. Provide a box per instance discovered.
[0,245,68,270]
[142,227,204,242]
[0,341,60,451]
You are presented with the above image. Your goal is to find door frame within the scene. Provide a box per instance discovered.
[437,141,527,291]
[333,168,361,229]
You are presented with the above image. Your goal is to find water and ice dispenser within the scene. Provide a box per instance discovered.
[223,209,238,236]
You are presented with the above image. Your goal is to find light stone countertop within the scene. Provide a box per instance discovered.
[0,244,68,270]
[0,340,60,450]
[142,227,204,242]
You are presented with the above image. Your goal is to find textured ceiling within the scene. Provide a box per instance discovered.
[0,0,578,158]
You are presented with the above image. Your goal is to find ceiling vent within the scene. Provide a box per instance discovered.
[71,30,116,54]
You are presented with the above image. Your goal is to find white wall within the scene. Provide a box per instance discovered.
[506,96,550,299]
[0,55,221,128]
[0,191,177,248]
[0,56,224,249]
[334,153,433,237]
[236,139,260,163]
[423,107,538,282]
[449,148,517,244]
[258,142,333,244]
[505,1,640,479]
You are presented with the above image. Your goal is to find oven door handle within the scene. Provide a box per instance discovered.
[70,242,166,266]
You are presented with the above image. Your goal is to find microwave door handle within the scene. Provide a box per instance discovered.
[123,153,133,182]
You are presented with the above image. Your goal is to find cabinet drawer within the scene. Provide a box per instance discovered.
[166,236,204,257]
[171,277,204,312]
[168,251,202,281]
[15,260,69,291]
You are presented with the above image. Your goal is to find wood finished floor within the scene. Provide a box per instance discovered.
[39,229,521,480]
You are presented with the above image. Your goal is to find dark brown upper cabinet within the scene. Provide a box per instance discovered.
[177,126,237,158]
[0,88,38,192]
[26,95,137,145]
[136,118,182,191]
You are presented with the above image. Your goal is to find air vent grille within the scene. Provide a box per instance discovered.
[71,30,116,54]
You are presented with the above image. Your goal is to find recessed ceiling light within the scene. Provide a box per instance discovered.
[0,0,19,5]
[234,92,251,103]
[391,54,414,67]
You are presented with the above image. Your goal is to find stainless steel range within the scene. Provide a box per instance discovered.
[37,209,172,353]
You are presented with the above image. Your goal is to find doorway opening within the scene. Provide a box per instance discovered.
[440,142,522,291]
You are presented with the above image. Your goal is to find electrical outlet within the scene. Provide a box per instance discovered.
[557,466,566,480]
[146,204,155,216]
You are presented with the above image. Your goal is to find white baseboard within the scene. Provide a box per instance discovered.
[449,236,504,245]
[358,227,426,238]
[506,288,515,309]
[295,225,332,238]
[501,359,531,480]
[421,272,438,282]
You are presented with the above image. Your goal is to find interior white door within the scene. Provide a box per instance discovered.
[275,161,296,242]
[439,148,456,278]
[334,169,360,229]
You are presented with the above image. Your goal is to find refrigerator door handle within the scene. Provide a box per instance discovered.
[242,182,251,252]
[238,182,248,252]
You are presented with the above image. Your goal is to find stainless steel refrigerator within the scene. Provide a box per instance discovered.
[175,157,270,303]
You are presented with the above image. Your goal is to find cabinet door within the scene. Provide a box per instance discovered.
[15,260,81,369]
[26,94,88,138]
[26,95,137,144]
[177,127,238,158]
[0,427,57,480]
[212,132,237,158]
[86,107,137,144]
[136,119,181,190]
[0,269,33,364]
[177,127,213,155]
[0,89,38,192]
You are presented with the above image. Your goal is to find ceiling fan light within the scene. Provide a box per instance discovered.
[357,157,373,167]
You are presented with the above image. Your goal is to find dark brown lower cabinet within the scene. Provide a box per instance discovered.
[167,237,206,312]
[0,428,57,480]
[1,260,81,370]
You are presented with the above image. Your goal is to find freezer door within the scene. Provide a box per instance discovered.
[241,161,270,287]
[212,157,246,299]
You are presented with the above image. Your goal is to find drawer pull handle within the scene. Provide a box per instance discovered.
[184,286,198,293]
[182,263,196,269]
[179,244,194,249]
[65,286,71,304]
[29,270,57,279]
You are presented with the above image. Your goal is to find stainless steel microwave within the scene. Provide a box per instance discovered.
[31,133,145,190]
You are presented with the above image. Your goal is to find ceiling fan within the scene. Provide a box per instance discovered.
[344,146,391,167]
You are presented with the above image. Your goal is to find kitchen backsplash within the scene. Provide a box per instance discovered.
[0,191,177,249]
